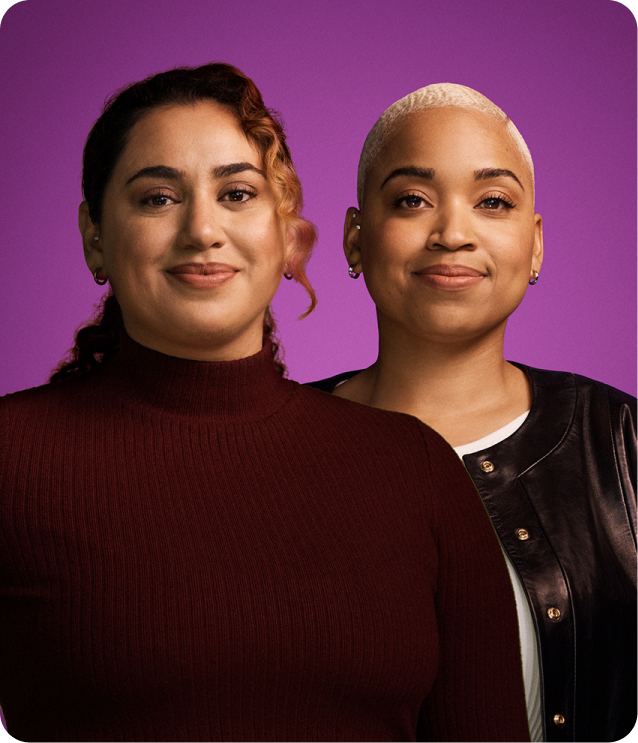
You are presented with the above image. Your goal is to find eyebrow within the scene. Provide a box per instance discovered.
[125,161,266,186]
[474,167,524,191]
[380,166,434,190]
[213,162,266,179]
[379,165,525,192]
[126,165,182,185]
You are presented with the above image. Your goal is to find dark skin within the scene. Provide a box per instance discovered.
[337,107,543,447]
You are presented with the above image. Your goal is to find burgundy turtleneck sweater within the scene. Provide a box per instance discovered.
[0,337,529,742]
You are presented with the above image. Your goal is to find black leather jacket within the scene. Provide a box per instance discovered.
[308,366,637,742]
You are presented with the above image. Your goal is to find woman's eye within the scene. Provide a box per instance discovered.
[141,193,176,207]
[221,189,256,203]
[395,194,429,209]
[479,196,514,210]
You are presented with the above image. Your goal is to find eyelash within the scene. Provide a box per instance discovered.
[479,194,515,210]
[392,192,516,210]
[139,186,258,208]
[140,191,177,207]
[219,186,257,203]
[393,192,430,209]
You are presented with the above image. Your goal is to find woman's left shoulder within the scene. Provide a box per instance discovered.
[572,371,635,409]
[517,363,636,411]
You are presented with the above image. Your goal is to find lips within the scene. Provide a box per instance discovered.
[414,263,485,290]
[167,262,238,288]
[168,262,238,275]
[417,264,484,277]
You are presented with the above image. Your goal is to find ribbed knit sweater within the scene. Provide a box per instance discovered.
[0,337,529,742]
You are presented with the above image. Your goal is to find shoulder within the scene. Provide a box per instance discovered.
[304,370,360,393]
[519,363,636,417]
[0,374,98,430]
[1,381,58,418]
[290,380,464,470]
[572,371,636,414]
[1,375,84,406]
[512,365,636,473]
[0,382,76,470]
[290,382,480,522]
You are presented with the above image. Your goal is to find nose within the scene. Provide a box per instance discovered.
[177,195,225,251]
[426,199,476,252]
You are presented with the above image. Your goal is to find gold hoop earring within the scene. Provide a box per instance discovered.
[93,268,107,286]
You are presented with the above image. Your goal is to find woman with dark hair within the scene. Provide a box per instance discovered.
[0,65,531,742]
[311,83,637,743]
[52,63,317,381]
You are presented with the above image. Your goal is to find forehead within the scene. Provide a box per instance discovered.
[372,107,531,187]
[118,101,260,172]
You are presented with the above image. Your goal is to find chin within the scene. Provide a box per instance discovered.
[404,315,505,345]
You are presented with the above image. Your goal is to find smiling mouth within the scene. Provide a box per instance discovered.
[414,264,485,290]
[169,262,238,275]
[167,262,238,287]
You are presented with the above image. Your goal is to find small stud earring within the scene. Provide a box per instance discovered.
[93,235,99,242]
[348,265,360,279]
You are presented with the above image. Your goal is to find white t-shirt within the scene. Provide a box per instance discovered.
[454,411,543,742]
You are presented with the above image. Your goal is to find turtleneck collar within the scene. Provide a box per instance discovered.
[101,334,294,421]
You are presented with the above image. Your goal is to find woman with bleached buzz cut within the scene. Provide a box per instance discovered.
[311,83,636,743]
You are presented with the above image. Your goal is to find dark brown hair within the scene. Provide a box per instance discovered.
[50,62,316,383]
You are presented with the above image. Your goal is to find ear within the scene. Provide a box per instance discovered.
[343,207,362,273]
[79,201,102,272]
[532,213,543,274]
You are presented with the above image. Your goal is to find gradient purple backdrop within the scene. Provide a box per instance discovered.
[0,0,636,398]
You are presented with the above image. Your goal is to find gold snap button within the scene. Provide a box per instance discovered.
[553,714,565,726]
[480,461,495,473]
[547,607,561,621]
[516,528,530,541]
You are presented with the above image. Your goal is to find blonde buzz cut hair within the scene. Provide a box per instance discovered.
[356,83,534,206]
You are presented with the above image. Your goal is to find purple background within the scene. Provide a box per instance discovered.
[0,0,636,398]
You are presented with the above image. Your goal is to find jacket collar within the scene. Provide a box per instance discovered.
[463,364,577,475]
[308,364,579,475]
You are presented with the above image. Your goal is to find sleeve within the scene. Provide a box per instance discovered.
[0,396,10,492]
[612,389,637,544]
[413,423,531,742]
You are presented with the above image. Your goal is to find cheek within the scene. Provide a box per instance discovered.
[241,216,288,268]
[362,247,408,308]
[480,223,534,274]
[102,213,163,269]
[505,233,536,277]
[362,222,414,281]
[369,213,423,251]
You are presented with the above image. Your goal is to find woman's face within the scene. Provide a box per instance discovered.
[347,107,543,346]
[81,101,292,361]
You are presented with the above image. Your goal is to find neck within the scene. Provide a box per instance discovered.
[378,326,511,410]
[337,319,531,447]
[124,320,265,363]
